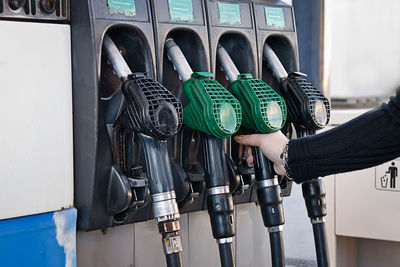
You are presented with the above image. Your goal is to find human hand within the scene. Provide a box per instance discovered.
[234,131,289,176]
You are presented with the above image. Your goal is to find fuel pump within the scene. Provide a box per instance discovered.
[263,43,331,267]
[217,44,287,267]
[165,37,241,267]
[103,35,184,267]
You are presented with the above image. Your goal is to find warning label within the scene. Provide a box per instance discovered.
[376,158,400,192]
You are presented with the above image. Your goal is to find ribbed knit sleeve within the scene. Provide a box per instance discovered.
[288,90,400,184]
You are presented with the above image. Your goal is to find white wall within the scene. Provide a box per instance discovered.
[325,0,400,99]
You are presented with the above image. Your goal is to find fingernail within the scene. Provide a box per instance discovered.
[234,135,243,142]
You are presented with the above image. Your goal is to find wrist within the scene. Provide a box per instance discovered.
[280,141,291,179]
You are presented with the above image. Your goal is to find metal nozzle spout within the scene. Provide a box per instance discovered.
[103,34,132,80]
[216,44,240,83]
[165,37,193,83]
[263,43,288,81]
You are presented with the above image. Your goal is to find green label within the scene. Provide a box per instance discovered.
[168,0,194,23]
[265,7,285,29]
[217,2,241,25]
[108,0,136,17]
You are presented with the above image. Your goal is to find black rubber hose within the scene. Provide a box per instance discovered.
[218,242,235,267]
[269,231,285,267]
[165,252,183,267]
[312,222,330,267]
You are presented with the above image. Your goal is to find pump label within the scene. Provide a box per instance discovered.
[108,0,136,17]
[265,7,285,29]
[217,2,241,25]
[168,0,194,23]
[376,158,400,192]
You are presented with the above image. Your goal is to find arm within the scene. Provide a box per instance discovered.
[288,90,400,183]
[235,90,400,184]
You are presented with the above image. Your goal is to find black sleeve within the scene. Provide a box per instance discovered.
[288,90,400,184]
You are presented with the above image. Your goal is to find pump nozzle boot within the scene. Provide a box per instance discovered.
[217,44,287,267]
[263,43,331,267]
[103,34,184,267]
[166,37,241,267]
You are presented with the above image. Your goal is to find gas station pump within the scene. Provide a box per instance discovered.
[217,44,287,267]
[102,35,184,267]
[165,37,241,267]
[263,43,331,267]
[151,0,211,214]
[204,0,259,204]
[71,0,157,230]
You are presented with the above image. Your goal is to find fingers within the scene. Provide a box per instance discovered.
[234,134,264,147]
[273,162,286,176]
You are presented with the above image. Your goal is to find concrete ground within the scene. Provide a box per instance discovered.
[283,182,317,267]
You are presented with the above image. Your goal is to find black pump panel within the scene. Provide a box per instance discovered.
[263,35,297,91]
[204,0,258,79]
[252,0,299,80]
[151,0,211,214]
[151,0,211,82]
[250,0,299,201]
[162,29,209,104]
[204,0,258,205]
[71,0,156,231]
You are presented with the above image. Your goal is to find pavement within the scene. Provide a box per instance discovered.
[283,182,318,267]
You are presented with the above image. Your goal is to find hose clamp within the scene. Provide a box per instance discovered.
[311,217,326,224]
[257,178,279,188]
[152,191,176,202]
[268,225,283,233]
[158,220,180,233]
[152,191,180,222]
[217,237,233,244]
[162,235,183,254]
[208,186,230,196]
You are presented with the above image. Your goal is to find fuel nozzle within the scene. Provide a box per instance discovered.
[263,43,331,267]
[263,43,330,133]
[166,37,241,267]
[217,44,287,267]
[103,35,184,267]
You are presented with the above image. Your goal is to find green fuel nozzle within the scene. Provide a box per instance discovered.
[165,38,242,139]
[166,38,238,267]
[217,44,287,134]
[231,74,286,133]
[217,44,287,267]
[183,72,242,138]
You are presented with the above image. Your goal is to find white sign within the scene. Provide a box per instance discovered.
[376,158,400,192]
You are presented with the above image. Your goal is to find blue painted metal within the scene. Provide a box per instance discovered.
[0,208,77,267]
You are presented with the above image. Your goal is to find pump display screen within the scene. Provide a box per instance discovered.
[108,0,136,17]
[217,2,241,25]
[168,0,194,23]
[265,7,285,29]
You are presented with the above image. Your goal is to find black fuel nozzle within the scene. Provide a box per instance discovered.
[263,43,330,132]
[103,35,184,267]
[281,72,330,133]
[117,72,183,140]
[263,43,331,267]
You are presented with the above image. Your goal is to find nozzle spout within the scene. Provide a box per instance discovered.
[103,35,132,80]
[263,43,288,81]
[165,38,193,83]
[217,44,240,83]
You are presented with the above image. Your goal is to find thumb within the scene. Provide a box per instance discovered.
[234,134,264,147]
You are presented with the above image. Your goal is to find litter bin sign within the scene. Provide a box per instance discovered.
[376,158,400,191]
